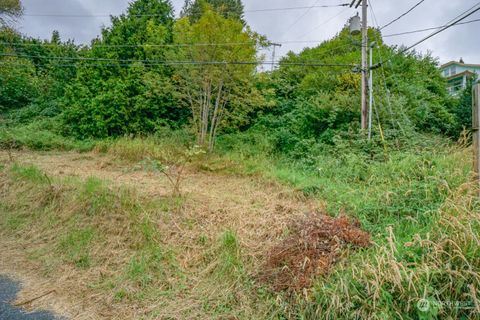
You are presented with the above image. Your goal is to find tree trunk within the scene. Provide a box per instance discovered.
[209,79,224,151]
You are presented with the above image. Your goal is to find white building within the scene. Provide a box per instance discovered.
[440,59,480,94]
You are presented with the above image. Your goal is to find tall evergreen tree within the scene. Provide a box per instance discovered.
[99,0,175,61]
[181,0,244,23]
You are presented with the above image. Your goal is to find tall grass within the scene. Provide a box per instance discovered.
[94,129,193,163]
[212,132,478,319]
[306,183,480,319]
[0,129,478,319]
[0,119,95,151]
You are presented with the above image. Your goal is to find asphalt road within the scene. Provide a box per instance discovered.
[0,276,60,320]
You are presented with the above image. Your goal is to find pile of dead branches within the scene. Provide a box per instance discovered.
[260,214,370,291]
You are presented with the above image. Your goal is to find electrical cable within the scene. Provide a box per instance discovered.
[0,53,356,68]
[383,18,480,37]
[399,3,480,54]
[295,7,350,39]
[278,0,323,38]
[368,0,409,133]
[22,3,350,18]
[374,2,480,69]
[0,39,362,48]
[379,0,425,30]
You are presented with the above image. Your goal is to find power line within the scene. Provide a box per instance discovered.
[383,18,480,38]
[296,7,350,39]
[0,40,327,48]
[0,53,356,68]
[0,39,359,60]
[0,41,359,70]
[379,0,425,30]
[0,61,355,68]
[399,3,480,54]
[279,0,323,37]
[0,38,360,48]
[22,3,350,18]
[374,2,480,69]
[0,41,261,48]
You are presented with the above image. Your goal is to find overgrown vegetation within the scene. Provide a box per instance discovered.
[0,0,479,318]
[0,134,477,318]
[0,0,471,148]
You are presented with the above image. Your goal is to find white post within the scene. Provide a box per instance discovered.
[368,44,373,140]
[361,0,368,130]
[271,43,281,72]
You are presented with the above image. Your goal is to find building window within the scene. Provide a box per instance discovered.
[444,69,449,76]
[451,66,456,75]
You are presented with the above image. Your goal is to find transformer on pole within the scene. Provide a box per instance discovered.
[349,14,361,35]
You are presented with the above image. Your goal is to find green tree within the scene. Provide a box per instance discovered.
[0,56,38,112]
[181,0,244,23]
[99,0,174,60]
[171,7,263,150]
[0,27,79,123]
[62,0,186,138]
[266,27,456,142]
[0,0,22,26]
[451,77,477,135]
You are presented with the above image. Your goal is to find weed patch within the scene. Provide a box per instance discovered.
[0,120,95,152]
[10,163,50,184]
[59,228,95,268]
[218,230,243,276]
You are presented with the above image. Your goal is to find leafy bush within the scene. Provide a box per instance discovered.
[0,118,94,151]
[264,28,458,140]
[60,0,190,139]
[0,57,38,112]
[62,65,187,138]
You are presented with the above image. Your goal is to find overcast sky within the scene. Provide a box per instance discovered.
[13,0,480,64]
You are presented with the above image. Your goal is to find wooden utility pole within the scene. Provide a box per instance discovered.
[473,81,480,192]
[271,43,282,72]
[361,0,368,130]
[350,0,368,130]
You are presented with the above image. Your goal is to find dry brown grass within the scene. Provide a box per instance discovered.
[0,150,328,319]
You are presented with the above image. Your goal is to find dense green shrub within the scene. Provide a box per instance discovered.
[0,1,469,149]
[0,56,38,112]
[60,0,190,138]
[261,28,458,141]
[0,118,94,151]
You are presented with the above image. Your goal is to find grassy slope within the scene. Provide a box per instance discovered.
[0,135,479,319]
[213,136,480,319]
[0,163,256,319]
[0,150,314,319]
